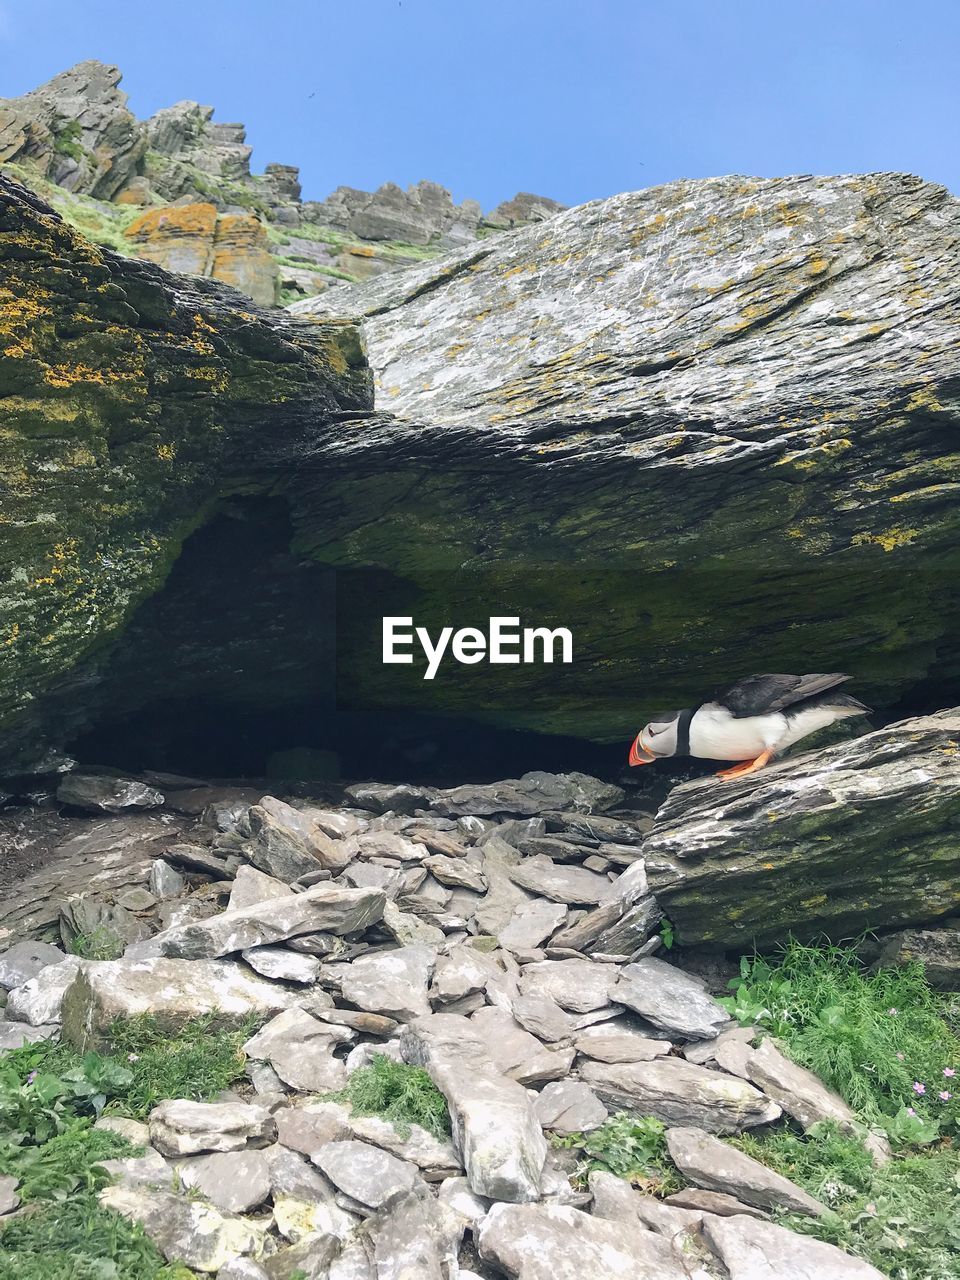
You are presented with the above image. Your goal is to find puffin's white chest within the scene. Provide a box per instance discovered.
[688,703,787,761]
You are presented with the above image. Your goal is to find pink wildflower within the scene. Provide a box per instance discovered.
[939,1091,952,1101]
[913,1081,926,1095]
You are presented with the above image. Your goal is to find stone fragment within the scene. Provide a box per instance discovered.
[243,1008,354,1092]
[218,1261,269,1280]
[6,956,82,1024]
[534,1081,607,1134]
[347,1112,460,1179]
[311,1139,419,1211]
[0,1021,58,1049]
[176,1149,272,1213]
[422,855,486,892]
[477,1201,690,1279]
[429,772,624,819]
[98,1186,264,1272]
[0,940,65,989]
[471,1005,575,1084]
[401,1013,547,1202]
[613,957,732,1040]
[60,957,297,1050]
[499,900,568,952]
[683,1025,756,1065]
[155,883,385,959]
[57,774,164,813]
[99,1149,173,1191]
[518,958,616,1013]
[665,1186,768,1217]
[95,1116,151,1145]
[0,1175,20,1215]
[508,856,610,905]
[149,1098,275,1157]
[508,993,580,1043]
[665,1126,826,1216]
[244,796,346,879]
[228,865,294,911]
[241,945,321,983]
[431,948,500,1004]
[579,1057,781,1133]
[574,1020,673,1062]
[337,944,436,1021]
[275,1102,352,1155]
[701,1213,886,1279]
[745,1037,858,1132]
[876,925,960,989]
[380,899,446,947]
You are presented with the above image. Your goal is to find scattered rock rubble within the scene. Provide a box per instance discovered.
[0,768,889,1277]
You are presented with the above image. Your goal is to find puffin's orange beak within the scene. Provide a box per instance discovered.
[628,732,656,767]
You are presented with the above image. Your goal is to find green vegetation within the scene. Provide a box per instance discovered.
[554,1113,681,1193]
[53,120,86,163]
[67,927,126,961]
[0,1042,192,1279]
[720,939,960,1139]
[3,162,142,252]
[3,1014,257,1120]
[330,1053,450,1138]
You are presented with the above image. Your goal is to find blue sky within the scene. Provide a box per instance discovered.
[1,0,957,211]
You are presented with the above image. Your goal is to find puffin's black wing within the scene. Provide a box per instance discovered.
[715,673,851,718]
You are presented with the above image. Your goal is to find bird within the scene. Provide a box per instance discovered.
[628,673,871,781]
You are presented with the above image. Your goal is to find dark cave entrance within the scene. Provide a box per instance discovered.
[65,498,633,786]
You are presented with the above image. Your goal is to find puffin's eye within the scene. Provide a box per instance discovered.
[648,726,660,736]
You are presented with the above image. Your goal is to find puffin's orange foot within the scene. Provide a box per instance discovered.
[716,748,775,780]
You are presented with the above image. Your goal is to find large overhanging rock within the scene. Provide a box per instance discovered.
[291,172,960,738]
[0,175,369,772]
[643,709,960,947]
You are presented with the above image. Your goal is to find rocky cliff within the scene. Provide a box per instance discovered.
[0,61,564,307]
[2,169,959,772]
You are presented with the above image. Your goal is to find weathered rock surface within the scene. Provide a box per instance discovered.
[579,1056,781,1133]
[701,1213,886,1280]
[6,955,82,1024]
[57,774,164,813]
[876,923,960,989]
[0,939,65,989]
[336,944,436,1022]
[60,956,298,1048]
[311,1139,419,1211]
[613,958,732,1040]
[176,1149,272,1213]
[401,1014,547,1202]
[99,1186,265,1271]
[243,1008,353,1092]
[644,710,960,945]
[149,1098,275,1156]
[665,1126,826,1216]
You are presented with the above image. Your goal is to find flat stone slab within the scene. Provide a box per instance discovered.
[579,1056,781,1134]
[574,1020,673,1063]
[60,956,298,1050]
[311,1138,419,1211]
[154,882,386,958]
[337,944,436,1022]
[0,940,65,990]
[243,1008,354,1092]
[6,956,82,1025]
[477,1202,691,1279]
[401,1013,547,1203]
[612,957,732,1040]
[227,865,294,911]
[176,1149,272,1214]
[518,958,618,1014]
[665,1126,825,1216]
[534,1081,607,1134]
[149,1099,276,1157]
[701,1212,886,1279]
[99,1187,265,1272]
[507,856,610,906]
[241,945,321,983]
[471,1005,574,1084]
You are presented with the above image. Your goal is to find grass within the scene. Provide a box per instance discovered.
[3,1014,257,1120]
[330,1053,450,1139]
[720,939,960,1140]
[554,1113,681,1193]
[67,927,125,961]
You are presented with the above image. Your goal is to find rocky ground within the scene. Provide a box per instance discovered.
[1,726,958,1277]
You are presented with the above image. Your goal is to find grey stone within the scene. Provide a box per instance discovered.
[343,782,437,815]
[665,1126,825,1216]
[6,955,82,1024]
[149,1098,276,1157]
[243,1008,354,1092]
[342,862,404,898]
[0,1020,58,1049]
[243,796,347,880]
[99,1148,173,1191]
[380,900,446,947]
[580,1057,782,1133]
[155,883,385,958]
[876,925,960,989]
[337,944,436,1021]
[0,940,65,990]
[117,887,157,911]
[311,1139,418,1211]
[588,1168,705,1242]
[218,1261,270,1280]
[422,855,486,892]
[227,865,294,911]
[364,1183,462,1280]
[518,958,617,1014]
[0,1174,20,1215]
[149,860,187,900]
[499,900,568,952]
[701,1213,886,1280]
[58,774,164,813]
[401,1013,547,1202]
[99,1186,265,1272]
[574,1020,672,1062]
[665,1186,768,1217]
[95,1116,151,1145]
[534,1081,607,1134]
[431,948,500,1004]
[346,1112,460,1179]
[241,945,321,983]
[683,1025,756,1065]
[275,1101,352,1156]
[428,772,624,819]
[508,856,610,906]
[437,1175,489,1227]
[471,1005,575,1084]
[177,1149,272,1213]
[60,957,298,1050]
[477,1202,691,1279]
[613,957,733,1040]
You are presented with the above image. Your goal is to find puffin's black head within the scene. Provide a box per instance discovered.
[628,710,684,766]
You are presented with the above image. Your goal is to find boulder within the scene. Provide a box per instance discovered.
[470,1005,575,1085]
[518,958,618,1014]
[311,1139,419,1211]
[401,1013,547,1202]
[876,924,960,989]
[701,1213,886,1280]
[243,1008,354,1092]
[154,883,385,958]
[477,1201,691,1279]
[336,944,436,1022]
[665,1126,826,1216]
[98,1186,265,1272]
[612,958,732,1040]
[149,1098,275,1157]
[0,940,65,990]
[59,956,298,1049]
[176,1149,272,1213]
[6,956,82,1024]
[57,774,164,813]
[241,945,321,983]
[579,1057,781,1133]
[534,1081,607,1134]
[227,865,294,911]
[644,710,960,946]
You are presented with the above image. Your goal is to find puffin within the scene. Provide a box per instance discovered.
[628,673,871,780]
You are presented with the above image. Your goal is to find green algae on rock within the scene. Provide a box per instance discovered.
[0,174,369,771]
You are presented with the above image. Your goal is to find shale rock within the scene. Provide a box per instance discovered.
[57,774,164,813]
[701,1213,886,1280]
[613,957,733,1040]
[336,944,436,1022]
[311,1139,419,1212]
[99,1186,265,1272]
[6,955,82,1024]
[645,710,960,945]
[0,940,65,989]
[876,923,960,989]
[176,1149,272,1214]
[149,1098,275,1157]
[243,1008,354,1092]
[665,1126,826,1216]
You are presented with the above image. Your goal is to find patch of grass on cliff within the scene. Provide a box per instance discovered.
[735,1123,960,1280]
[330,1054,450,1139]
[721,939,960,1140]
[3,1014,257,1120]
